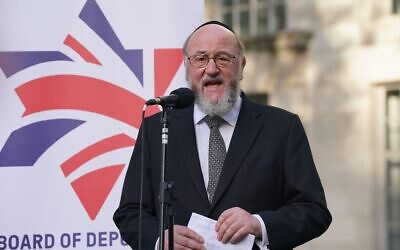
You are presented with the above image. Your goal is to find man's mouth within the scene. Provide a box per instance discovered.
[203,80,223,87]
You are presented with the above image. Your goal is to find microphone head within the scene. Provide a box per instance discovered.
[170,87,195,109]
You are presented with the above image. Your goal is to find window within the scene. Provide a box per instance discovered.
[385,88,400,250]
[218,0,286,37]
[387,161,400,250]
[394,0,400,13]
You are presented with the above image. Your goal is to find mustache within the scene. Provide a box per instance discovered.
[201,75,224,86]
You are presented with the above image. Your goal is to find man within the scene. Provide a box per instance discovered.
[114,21,332,250]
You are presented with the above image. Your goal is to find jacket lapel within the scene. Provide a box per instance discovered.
[210,96,263,207]
[171,107,210,206]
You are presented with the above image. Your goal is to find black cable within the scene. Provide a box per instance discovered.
[138,104,147,250]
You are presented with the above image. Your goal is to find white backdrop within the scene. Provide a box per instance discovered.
[0,1,203,249]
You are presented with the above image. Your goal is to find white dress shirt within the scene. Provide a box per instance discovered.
[155,96,269,250]
[193,96,269,249]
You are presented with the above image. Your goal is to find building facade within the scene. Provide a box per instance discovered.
[205,0,400,249]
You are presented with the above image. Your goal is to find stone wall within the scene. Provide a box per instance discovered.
[205,0,400,249]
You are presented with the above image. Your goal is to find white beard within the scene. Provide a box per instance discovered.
[194,80,240,116]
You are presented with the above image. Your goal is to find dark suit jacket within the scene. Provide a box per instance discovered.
[113,95,331,250]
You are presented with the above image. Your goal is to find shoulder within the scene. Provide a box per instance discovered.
[241,94,299,124]
[241,95,308,141]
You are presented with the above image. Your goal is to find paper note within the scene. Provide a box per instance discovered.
[187,212,255,250]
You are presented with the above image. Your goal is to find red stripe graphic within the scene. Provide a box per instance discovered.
[15,75,156,128]
[71,164,125,220]
[61,133,135,177]
[64,34,102,65]
[154,49,183,97]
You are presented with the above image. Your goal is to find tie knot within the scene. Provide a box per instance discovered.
[203,115,224,129]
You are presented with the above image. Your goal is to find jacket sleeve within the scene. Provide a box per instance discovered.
[113,121,160,249]
[259,115,332,249]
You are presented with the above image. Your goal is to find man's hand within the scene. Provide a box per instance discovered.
[163,225,205,250]
[215,207,262,244]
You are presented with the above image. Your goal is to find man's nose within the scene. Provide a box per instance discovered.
[204,58,220,75]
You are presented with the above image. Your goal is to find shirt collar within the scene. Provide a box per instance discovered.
[193,96,242,127]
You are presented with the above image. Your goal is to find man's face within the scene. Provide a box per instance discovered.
[184,24,246,112]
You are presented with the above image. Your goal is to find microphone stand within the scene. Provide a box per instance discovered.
[158,105,175,250]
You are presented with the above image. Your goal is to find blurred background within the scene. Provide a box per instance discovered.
[205,0,400,249]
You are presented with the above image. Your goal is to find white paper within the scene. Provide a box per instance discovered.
[187,213,255,250]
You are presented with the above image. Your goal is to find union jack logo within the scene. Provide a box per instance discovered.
[0,0,183,220]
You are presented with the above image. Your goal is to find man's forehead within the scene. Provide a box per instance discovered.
[188,24,237,48]
[184,21,241,55]
[192,23,235,37]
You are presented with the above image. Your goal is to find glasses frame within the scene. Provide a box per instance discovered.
[187,54,237,68]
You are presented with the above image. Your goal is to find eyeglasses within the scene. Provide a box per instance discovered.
[187,54,237,68]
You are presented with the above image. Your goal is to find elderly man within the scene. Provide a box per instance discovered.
[114,21,331,250]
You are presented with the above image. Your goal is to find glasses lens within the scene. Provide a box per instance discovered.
[215,55,232,67]
[189,54,235,68]
[192,55,208,67]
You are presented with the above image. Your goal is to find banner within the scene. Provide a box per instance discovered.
[0,0,203,249]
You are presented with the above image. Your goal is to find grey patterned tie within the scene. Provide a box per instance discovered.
[203,115,226,203]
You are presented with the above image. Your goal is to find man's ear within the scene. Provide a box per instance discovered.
[239,56,246,80]
[242,56,247,69]
[185,69,189,81]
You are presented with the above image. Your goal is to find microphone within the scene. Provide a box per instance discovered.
[145,87,195,109]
